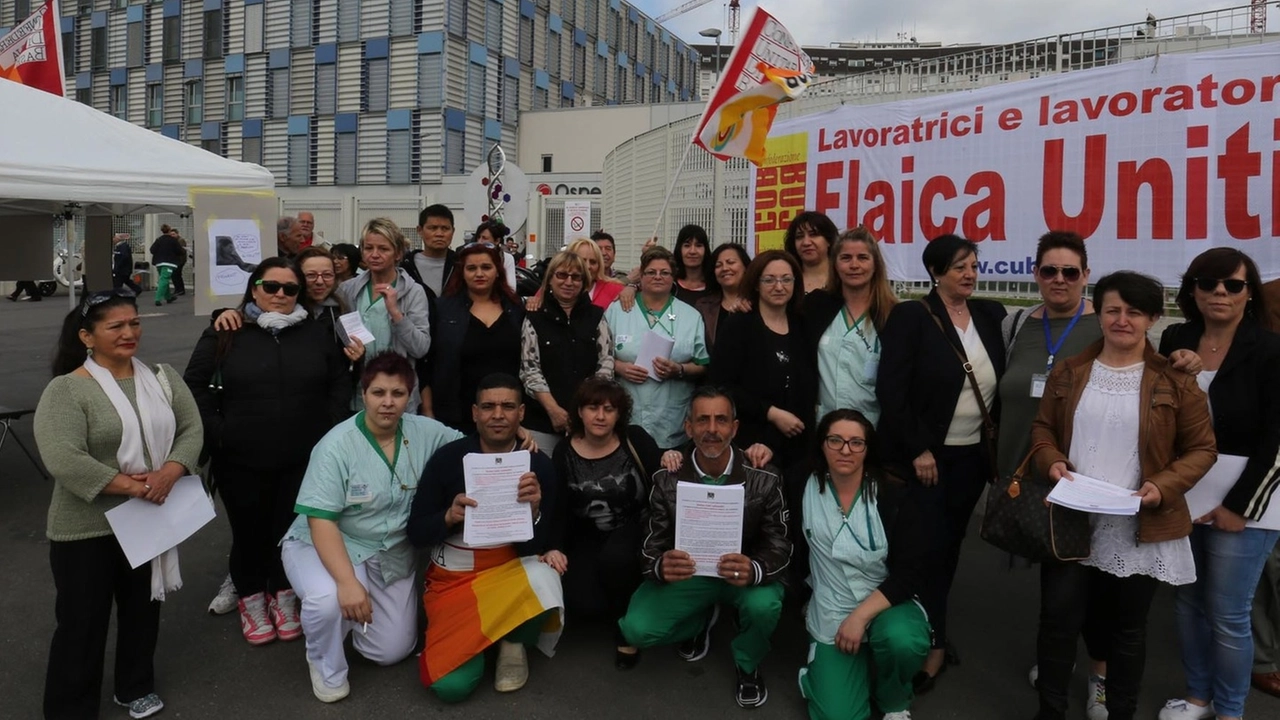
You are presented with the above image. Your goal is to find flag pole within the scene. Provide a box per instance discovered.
[648,138,697,245]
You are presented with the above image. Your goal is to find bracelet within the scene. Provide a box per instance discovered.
[677,363,686,378]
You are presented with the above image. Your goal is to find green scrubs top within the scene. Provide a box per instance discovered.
[816,308,881,426]
[802,473,888,644]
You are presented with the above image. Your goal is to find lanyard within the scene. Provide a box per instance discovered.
[1042,299,1085,373]
[842,307,878,354]
[642,296,677,336]
[831,479,877,552]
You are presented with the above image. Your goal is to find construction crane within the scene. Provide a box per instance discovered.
[1251,0,1268,34]
[655,0,742,44]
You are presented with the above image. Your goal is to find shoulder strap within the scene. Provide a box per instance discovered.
[154,364,174,403]
[920,300,997,435]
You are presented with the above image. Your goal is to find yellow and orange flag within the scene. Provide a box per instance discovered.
[0,0,66,97]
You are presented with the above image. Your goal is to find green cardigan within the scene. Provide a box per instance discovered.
[33,364,204,542]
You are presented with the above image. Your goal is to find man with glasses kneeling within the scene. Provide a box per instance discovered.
[407,373,562,703]
[617,386,791,709]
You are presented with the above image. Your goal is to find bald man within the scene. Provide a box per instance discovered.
[298,212,316,250]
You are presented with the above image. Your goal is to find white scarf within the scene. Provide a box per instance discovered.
[84,357,183,601]
[247,304,309,333]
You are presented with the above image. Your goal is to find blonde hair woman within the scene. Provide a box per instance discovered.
[335,218,432,412]
[567,238,625,309]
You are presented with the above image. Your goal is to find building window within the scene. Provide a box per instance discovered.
[62,27,75,75]
[574,44,585,86]
[520,15,533,64]
[91,25,106,71]
[203,8,223,59]
[498,68,517,122]
[267,67,289,119]
[338,0,360,42]
[110,85,127,119]
[163,15,180,62]
[126,22,143,67]
[547,31,560,71]
[201,137,222,155]
[418,54,443,107]
[186,80,204,124]
[389,0,415,36]
[541,154,552,172]
[485,3,502,49]
[315,64,336,115]
[606,9,618,46]
[534,85,547,109]
[244,3,264,54]
[362,56,388,112]
[146,84,163,127]
[444,126,465,174]
[466,62,485,115]
[226,76,244,121]
[291,0,314,47]
[594,57,605,96]
[614,70,624,103]
[387,127,417,184]
[76,87,91,105]
[584,1,596,37]
[15,0,31,19]
[335,132,357,185]
[242,136,262,165]
[288,133,312,186]
[447,0,466,37]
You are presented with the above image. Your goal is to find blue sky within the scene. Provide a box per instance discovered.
[634,1,1261,48]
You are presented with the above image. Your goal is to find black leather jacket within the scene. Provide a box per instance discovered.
[640,447,791,585]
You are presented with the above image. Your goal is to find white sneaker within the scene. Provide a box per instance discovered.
[883,712,912,720]
[1157,699,1215,720]
[494,640,529,692]
[307,657,349,703]
[208,574,237,615]
[1085,674,1107,720]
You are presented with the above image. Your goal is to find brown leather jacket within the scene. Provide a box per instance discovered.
[1030,339,1217,544]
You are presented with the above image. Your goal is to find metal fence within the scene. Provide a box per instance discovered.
[602,4,1280,293]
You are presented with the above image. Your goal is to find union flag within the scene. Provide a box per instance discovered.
[0,0,66,97]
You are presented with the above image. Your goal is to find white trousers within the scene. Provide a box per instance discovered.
[281,540,418,688]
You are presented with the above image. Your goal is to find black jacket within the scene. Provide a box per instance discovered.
[784,463,936,607]
[641,447,791,585]
[1159,318,1280,520]
[406,436,558,557]
[150,234,184,267]
[801,289,848,350]
[522,296,608,434]
[549,425,662,551]
[425,294,525,429]
[876,291,1007,468]
[402,248,457,391]
[709,310,817,466]
[112,241,133,279]
[183,319,352,469]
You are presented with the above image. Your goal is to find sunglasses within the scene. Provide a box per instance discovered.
[80,288,137,317]
[552,271,584,282]
[1194,277,1247,294]
[1036,265,1083,282]
[463,241,497,250]
[255,280,301,296]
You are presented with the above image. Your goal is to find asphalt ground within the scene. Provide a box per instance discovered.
[1,294,1277,719]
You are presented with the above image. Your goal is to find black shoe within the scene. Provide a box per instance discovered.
[5,294,16,302]
[735,666,768,708]
[175,291,186,296]
[615,647,641,670]
[677,604,719,662]
[913,661,948,694]
[945,641,961,666]
[28,296,41,302]
[166,296,176,304]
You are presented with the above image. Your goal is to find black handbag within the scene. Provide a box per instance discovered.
[980,451,1091,562]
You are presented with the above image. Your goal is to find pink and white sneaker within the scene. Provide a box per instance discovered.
[270,589,303,642]
[239,592,277,645]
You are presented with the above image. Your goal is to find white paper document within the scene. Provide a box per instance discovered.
[634,330,676,382]
[1046,472,1141,516]
[1184,454,1280,530]
[463,450,535,546]
[675,481,744,577]
[208,218,263,296]
[337,312,377,345]
[105,475,217,569]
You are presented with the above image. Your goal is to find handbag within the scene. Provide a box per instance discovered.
[921,301,999,480]
[980,450,1091,562]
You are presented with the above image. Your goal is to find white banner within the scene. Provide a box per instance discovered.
[751,43,1280,284]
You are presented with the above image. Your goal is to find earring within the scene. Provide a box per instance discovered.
[85,347,94,356]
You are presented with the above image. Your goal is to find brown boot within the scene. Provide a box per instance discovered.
[1252,671,1280,698]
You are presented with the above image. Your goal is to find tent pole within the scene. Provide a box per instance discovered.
[66,215,77,310]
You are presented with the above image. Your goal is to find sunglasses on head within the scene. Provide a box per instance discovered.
[1036,265,1082,282]
[1194,277,1248,294]
[80,288,137,317]
[255,279,301,296]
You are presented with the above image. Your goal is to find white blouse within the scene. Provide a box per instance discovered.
[945,320,998,446]
[1070,361,1196,586]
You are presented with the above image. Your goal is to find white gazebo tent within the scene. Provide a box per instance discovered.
[0,77,275,309]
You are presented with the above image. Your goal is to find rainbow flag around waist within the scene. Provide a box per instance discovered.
[419,542,564,685]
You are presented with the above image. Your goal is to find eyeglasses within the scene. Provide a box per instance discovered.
[255,280,302,296]
[553,271,584,282]
[760,275,796,287]
[303,272,335,283]
[823,436,868,453]
[463,241,497,250]
[80,288,137,317]
[1194,277,1248,295]
[1037,265,1083,282]
[642,269,673,279]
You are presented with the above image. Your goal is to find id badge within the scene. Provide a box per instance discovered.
[346,481,373,505]
[863,356,880,383]
[1030,373,1047,398]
